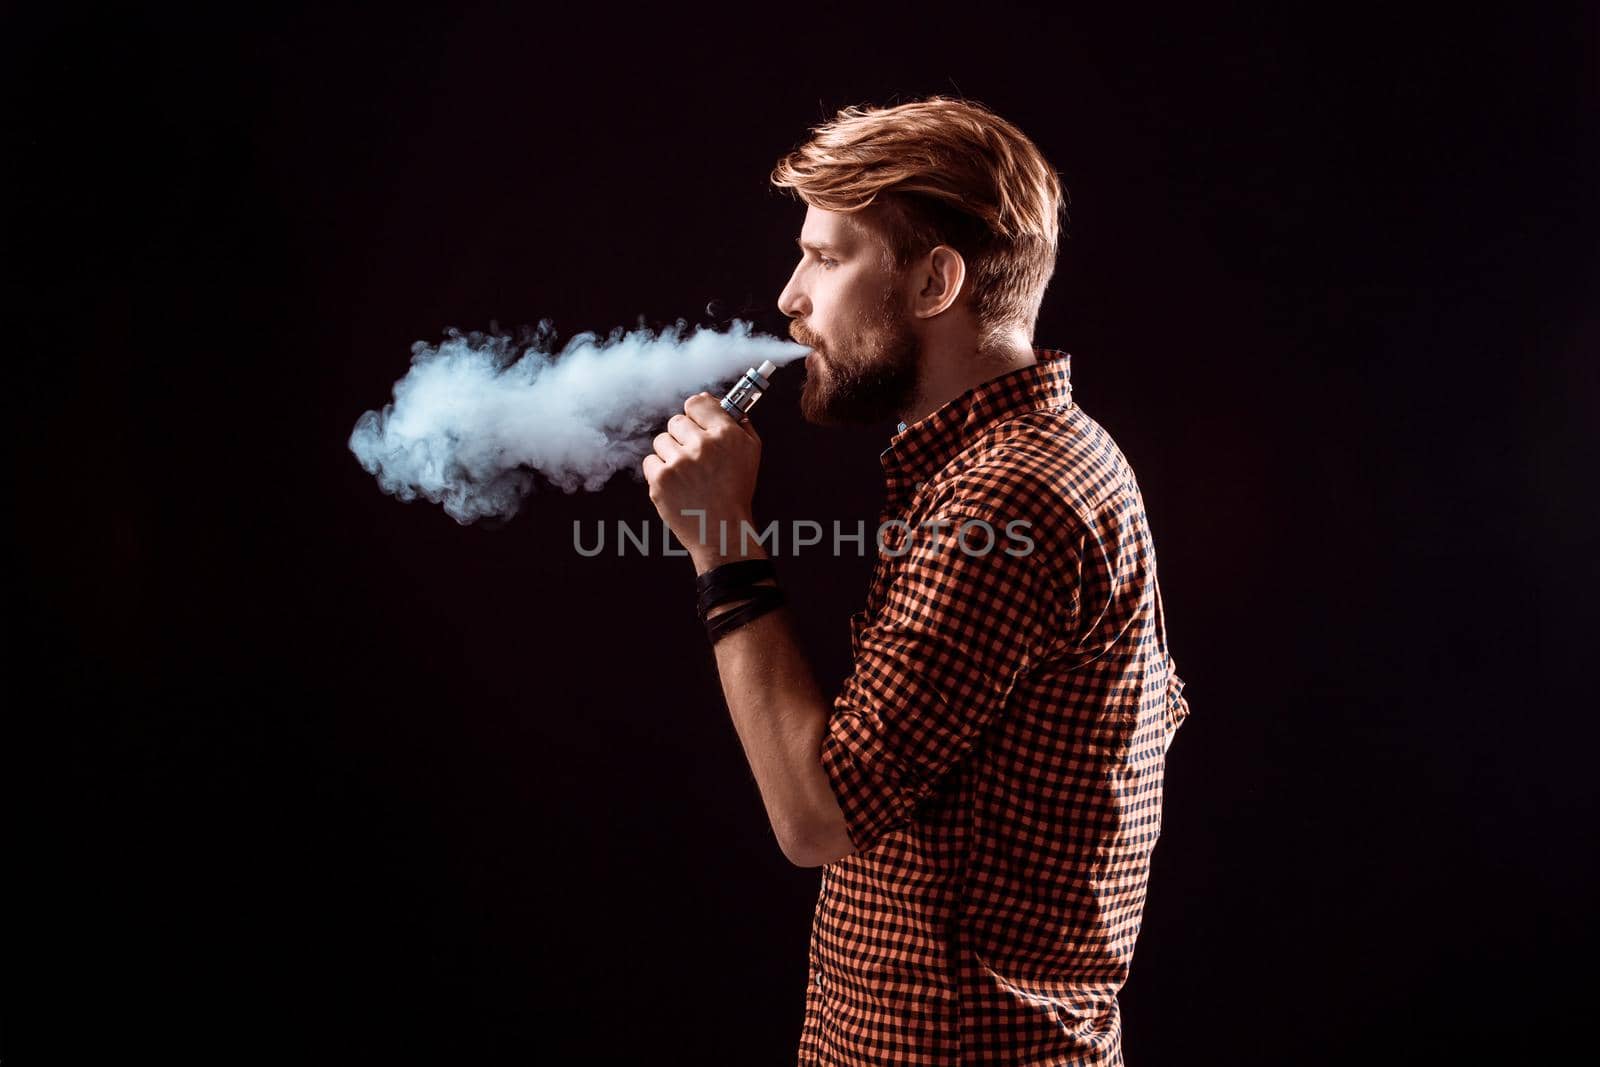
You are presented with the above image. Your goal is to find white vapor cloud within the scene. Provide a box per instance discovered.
[349,319,806,524]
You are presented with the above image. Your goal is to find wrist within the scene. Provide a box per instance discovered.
[690,517,768,575]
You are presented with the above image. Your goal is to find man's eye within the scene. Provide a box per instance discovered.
[819,256,838,269]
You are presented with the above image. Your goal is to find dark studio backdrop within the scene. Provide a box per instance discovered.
[9,3,1597,1063]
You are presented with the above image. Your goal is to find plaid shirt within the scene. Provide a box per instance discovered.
[798,348,1189,1065]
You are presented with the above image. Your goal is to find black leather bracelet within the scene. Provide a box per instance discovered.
[695,557,776,599]
[706,588,785,644]
[696,558,778,621]
[698,580,779,625]
[704,585,786,644]
[700,580,784,627]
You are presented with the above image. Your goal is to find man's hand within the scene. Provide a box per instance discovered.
[642,392,767,574]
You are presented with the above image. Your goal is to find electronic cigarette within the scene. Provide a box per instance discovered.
[720,360,777,422]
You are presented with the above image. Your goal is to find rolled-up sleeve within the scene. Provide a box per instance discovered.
[822,496,1079,854]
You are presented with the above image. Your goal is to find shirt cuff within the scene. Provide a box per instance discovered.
[818,707,929,855]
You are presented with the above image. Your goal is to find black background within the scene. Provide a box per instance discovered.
[10,3,1597,1063]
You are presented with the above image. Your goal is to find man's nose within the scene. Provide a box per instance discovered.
[777,268,808,319]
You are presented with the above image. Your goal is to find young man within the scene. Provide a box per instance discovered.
[643,96,1189,1065]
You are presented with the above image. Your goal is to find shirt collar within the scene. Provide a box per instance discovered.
[878,348,1073,508]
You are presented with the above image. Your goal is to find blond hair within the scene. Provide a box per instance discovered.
[770,96,1067,352]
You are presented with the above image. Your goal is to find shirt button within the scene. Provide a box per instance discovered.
[914,480,926,492]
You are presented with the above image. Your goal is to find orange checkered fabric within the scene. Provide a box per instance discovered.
[799,348,1189,1065]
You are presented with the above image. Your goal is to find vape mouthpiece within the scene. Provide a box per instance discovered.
[720,359,778,422]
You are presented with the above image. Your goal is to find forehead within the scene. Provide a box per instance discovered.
[798,205,868,249]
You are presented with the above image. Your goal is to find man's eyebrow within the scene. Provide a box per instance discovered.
[796,237,846,254]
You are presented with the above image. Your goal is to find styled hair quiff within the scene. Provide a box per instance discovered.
[770,96,1067,352]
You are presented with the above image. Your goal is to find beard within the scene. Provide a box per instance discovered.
[790,284,922,428]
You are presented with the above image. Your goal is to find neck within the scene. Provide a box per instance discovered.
[899,330,1037,426]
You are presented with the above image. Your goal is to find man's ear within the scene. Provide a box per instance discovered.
[911,244,967,319]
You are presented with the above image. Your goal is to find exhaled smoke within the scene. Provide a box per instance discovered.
[349,318,806,524]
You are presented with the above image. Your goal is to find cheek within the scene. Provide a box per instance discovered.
[813,301,856,341]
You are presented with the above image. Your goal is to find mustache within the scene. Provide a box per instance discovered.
[788,320,822,349]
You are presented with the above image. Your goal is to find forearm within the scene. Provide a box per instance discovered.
[697,555,838,863]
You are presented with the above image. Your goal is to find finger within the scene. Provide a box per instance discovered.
[686,391,748,434]
[680,393,721,432]
[692,391,760,443]
[666,412,703,447]
[652,431,684,462]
